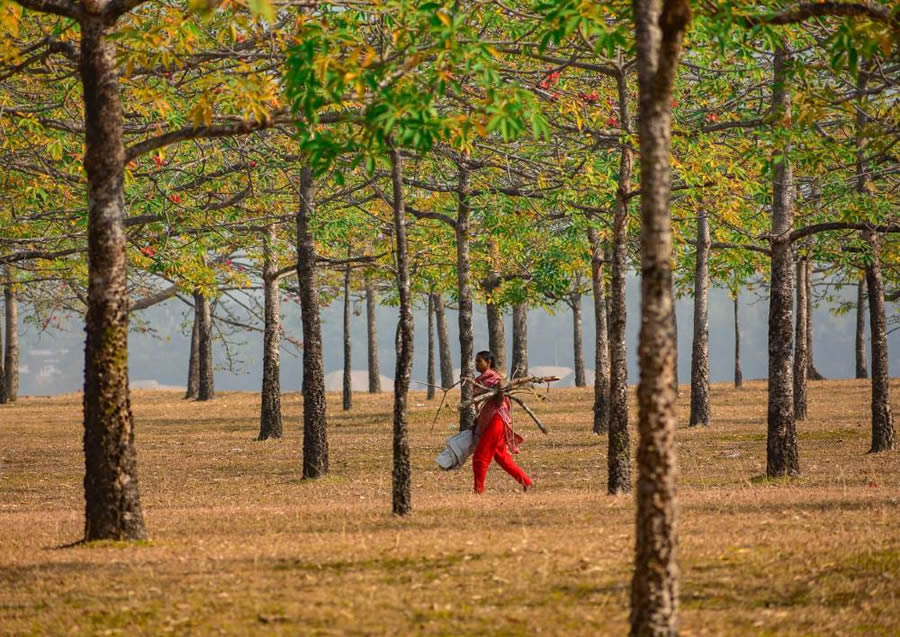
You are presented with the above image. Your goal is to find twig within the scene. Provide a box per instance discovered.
[508,395,550,435]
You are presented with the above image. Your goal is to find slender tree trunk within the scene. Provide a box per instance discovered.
[297,165,328,478]
[365,274,382,393]
[486,300,506,372]
[733,293,743,388]
[185,308,200,399]
[195,291,214,401]
[80,19,146,541]
[608,71,633,496]
[793,257,809,421]
[427,293,436,400]
[342,263,352,411]
[389,145,413,515]
[805,259,824,380]
[457,167,476,432]
[689,210,710,426]
[433,293,454,389]
[672,301,679,392]
[855,277,868,379]
[589,228,611,434]
[511,303,529,379]
[863,231,895,452]
[3,269,17,403]
[766,45,799,478]
[571,283,586,388]
[630,1,689,634]
[259,229,283,441]
[0,294,4,405]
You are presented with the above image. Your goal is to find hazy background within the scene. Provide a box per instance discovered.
[11,274,897,397]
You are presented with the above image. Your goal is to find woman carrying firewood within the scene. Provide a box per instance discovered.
[471,350,533,494]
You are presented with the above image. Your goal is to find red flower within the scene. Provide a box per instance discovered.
[169,193,181,203]
[248,160,257,168]
[706,112,719,123]
[578,91,599,104]
[607,116,618,127]
[140,246,156,257]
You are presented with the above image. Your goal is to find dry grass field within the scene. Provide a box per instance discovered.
[1,379,898,636]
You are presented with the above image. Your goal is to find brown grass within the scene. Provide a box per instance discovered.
[1,379,898,636]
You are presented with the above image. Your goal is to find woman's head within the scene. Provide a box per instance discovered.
[475,350,496,372]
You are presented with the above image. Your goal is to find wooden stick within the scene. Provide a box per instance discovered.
[508,395,550,434]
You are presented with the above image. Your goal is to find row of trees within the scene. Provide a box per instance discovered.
[1,1,897,634]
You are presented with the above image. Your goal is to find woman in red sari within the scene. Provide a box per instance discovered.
[471,350,532,493]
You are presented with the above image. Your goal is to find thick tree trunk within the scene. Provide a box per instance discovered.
[433,293,454,389]
[297,165,329,478]
[365,274,381,393]
[805,259,824,380]
[766,45,800,478]
[426,293,436,400]
[608,71,633,496]
[511,303,529,379]
[589,228,611,434]
[571,284,586,388]
[456,168,476,432]
[80,20,146,541]
[486,300,506,372]
[390,145,413,515]
[342,263,352,411]
[3,269,17,403]
[195,291,214,401]
[863,231,895,453]
[733,294,743,388]
[793,257,809,421]
[855,277,868,379]
[630,1,688,634]
[185,308,200,399]
[259,230,283,441]
[0,292,5,405]
[689,210,710,427]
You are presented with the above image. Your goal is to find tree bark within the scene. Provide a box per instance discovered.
[733,293,743,388]
[258,229,283,441]
[672,300,679,392]
[589,228,611,434]
[456,167,476,432]
[297,165,329,478]
[433,293,454,389]
[80,18,146,541]
[365,274,382,393]
[855,276,868,379]
[426,293,436,400]
[793,257,809,421]
[689,210,710,427]
[389,145,413,515]
[0,289,5,405]
[511,303,529,379]
[185,307,200,399]
[195,291,214,401]
[3,269,17,403]
[630,1,689,633]
[571,282,586,388]
[342,262,352,411]
[608,70,633,496]
[805,258,824,380]
[863,231,895,453]
[766,45,800,478]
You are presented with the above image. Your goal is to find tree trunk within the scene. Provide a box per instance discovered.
[863,231,895,453]
[733,294,743,388]
[426,293,436,400]
[433,293,454,389]
[195,291,214,401]
[766,45,800,478]
[855,276,868,379]
[805,259,824,380]
[389,145,413,515]
[571,284,586,388]
[297,165,329,478]
[456,167,476,432]
[511,303,529,379]
[342,263,352,411]
[689,210,710,427]
[672,300,679,393]
[80,19,146,541]
[608,71,633,496]
[2,269,17,403]
[258,229,283,441]
[365,275,381,393]
[793,257,809,421]
[486,300,506,372]
[589,228,611,434]
[630,1,688,634]
[185,307,200,400]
